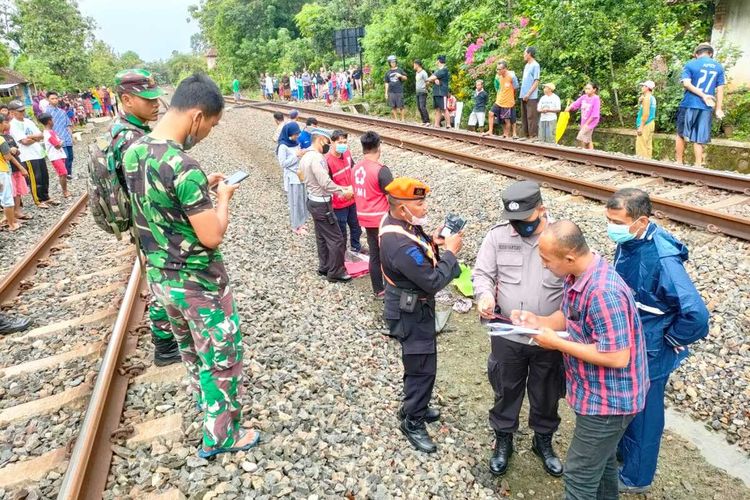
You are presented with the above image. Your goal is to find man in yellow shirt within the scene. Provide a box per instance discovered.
[488,61,519,137]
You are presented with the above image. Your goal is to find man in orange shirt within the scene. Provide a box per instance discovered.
[487,61,519,137]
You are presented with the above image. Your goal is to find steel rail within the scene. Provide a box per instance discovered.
[245,100,750,240]
[57,259,145,500]
[249,100,750,195]
[0,193,88,304]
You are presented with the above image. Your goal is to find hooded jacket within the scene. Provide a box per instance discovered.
[613,223,709,379]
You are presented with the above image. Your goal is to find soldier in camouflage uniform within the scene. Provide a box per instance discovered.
[123,73,260,457]
[112,69,181,367]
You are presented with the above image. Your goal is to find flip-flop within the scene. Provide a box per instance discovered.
[197,430,261,459]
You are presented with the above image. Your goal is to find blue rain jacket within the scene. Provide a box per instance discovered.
[614,223,709,379]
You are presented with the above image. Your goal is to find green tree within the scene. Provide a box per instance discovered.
[88,40,119,88]
[165,51,207,84]
[11,0,95,87]
[119,50,144,69]
[14,55,66,90]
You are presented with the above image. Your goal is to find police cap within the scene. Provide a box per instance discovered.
[386,177,431,200]
[501,180,542,220]
[115,68,164,100]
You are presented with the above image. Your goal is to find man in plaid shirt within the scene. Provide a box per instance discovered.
[511,220,648,500]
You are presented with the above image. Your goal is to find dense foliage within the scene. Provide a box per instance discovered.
[192,0,747,134]
[0,0,205,92]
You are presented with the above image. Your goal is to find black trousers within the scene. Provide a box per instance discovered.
[307,200,346,278]
[366,227,384,294]
[25,159,50,203]
[416,93,430,124]
[402,352,437,419]
[488,336,564,434]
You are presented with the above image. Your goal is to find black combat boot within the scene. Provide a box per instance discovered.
[400,416,437,453]
[153,337,182,367]
[532,432,564,477]
[398,406,441,423]
[0,314,31,335]
[489,431,513,476]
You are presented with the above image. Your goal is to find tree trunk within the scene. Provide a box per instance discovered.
[609,52,624,127]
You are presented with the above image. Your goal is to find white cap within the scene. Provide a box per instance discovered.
[387,55,397,62]
[639,80,656,90]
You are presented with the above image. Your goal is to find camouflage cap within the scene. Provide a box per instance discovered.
[114,68,164,99]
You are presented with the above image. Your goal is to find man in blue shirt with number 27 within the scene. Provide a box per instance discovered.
[675,42,725,167]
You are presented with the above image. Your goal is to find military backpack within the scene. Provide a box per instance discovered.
[86,125,132,240]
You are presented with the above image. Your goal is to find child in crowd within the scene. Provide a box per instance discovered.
[537,82,561,143]
[0,115,31,221]
[0,121,18,230]
[467,80,488,133]
[39,114,70,198]
[636,80,657,159]
[566,82,601,150]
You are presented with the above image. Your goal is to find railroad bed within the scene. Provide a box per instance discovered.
[1,106,748,499]
[248,99,750,241]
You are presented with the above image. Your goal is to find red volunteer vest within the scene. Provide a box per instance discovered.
[352,158,389,228]
[325,151,355,209]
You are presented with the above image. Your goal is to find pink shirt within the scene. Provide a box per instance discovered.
[569,94,601,129]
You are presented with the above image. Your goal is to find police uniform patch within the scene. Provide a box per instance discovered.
[508,201,519,211]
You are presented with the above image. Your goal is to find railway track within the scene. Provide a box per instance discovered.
[241,99,750,241]
[0,195,148,499]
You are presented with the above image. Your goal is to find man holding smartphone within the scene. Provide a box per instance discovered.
[124,74,260,459]
[472,180,565,477]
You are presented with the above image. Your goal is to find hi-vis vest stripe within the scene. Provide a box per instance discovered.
[379,217,437,287]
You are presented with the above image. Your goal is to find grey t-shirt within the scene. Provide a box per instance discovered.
[432,67,449,97]
[385,68,406,94]
[415,69,428,94]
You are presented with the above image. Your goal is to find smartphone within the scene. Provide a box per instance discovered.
[224,170,249,186]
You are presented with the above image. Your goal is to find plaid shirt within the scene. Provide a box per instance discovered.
[561,254,649,416]
[47,105,73,147]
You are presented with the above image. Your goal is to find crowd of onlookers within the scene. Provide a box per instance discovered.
[387,42,725,167]
[246,65,370,105]
[0,86,119,232]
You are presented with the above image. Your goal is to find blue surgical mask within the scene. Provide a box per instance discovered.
[335,143,348,154]
[607,222,636,244]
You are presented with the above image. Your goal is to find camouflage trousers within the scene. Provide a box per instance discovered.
[149,282,244,449]
[148,296,174,340]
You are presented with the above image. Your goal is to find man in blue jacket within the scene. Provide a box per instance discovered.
[605,188,709,494]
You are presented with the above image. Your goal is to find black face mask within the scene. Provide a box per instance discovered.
[510,217,541,237]
[321,142,331,154]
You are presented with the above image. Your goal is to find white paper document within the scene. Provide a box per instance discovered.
[486,322,570,338]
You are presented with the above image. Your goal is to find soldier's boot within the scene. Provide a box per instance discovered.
[489,431,514,476]
[400,416,437,453]
[0,314,31,335]
[532,432,563,477]
[153,336,182,367]
[398,406,441,423]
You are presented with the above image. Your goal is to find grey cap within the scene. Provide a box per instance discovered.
[309,127,332,139]
[501,180,542,220]
[7,100,24,111]
[387,55,397,62]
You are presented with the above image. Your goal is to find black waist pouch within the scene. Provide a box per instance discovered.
[399,290,419,313]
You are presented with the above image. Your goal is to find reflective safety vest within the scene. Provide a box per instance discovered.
[352,159,389,228]
[379,218,437,287]
[326,151,355,209]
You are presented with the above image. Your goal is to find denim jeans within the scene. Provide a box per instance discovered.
[334,204,362,252]
[564,413,635,500]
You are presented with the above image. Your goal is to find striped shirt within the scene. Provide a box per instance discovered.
[47,105,73,147]
[561,254,649,416]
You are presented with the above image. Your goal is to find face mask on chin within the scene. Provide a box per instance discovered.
[405,206,428,227]
[510,216,541,237]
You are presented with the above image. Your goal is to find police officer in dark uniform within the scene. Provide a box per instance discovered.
[473,180,565,476]
[379,177,463,453]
